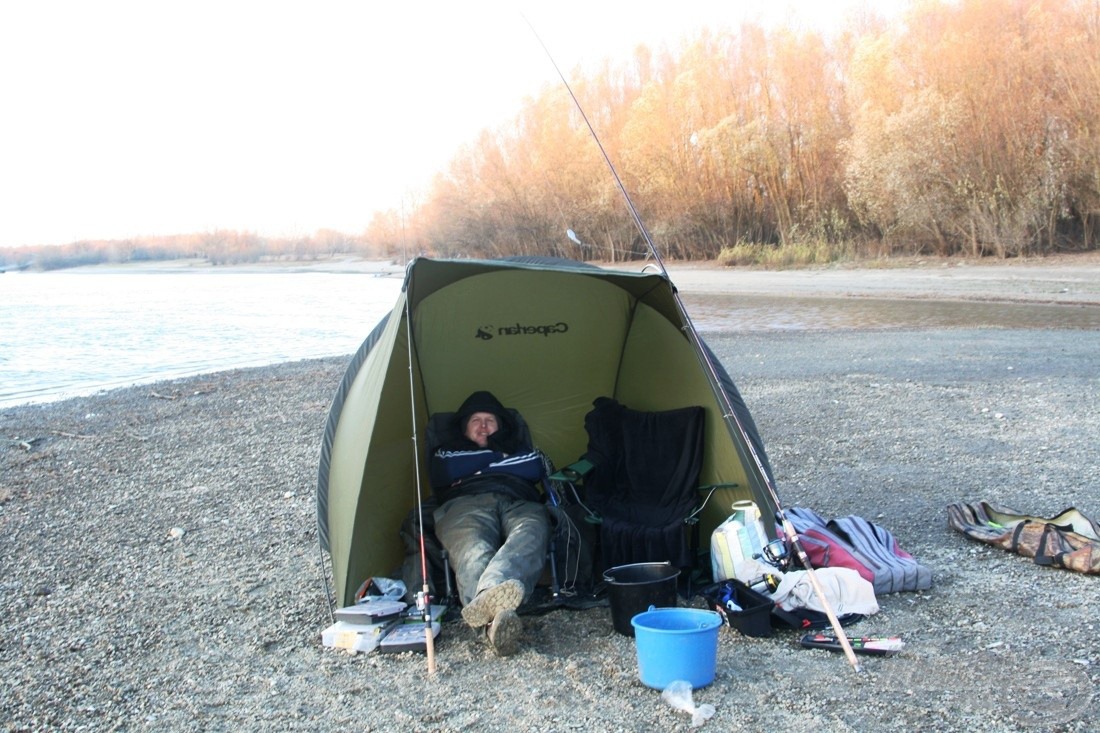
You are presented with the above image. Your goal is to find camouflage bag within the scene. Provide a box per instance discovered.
[946,500,1100,575]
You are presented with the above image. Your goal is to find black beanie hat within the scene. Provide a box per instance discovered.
[455,390,507,426]
[451,390,522,452]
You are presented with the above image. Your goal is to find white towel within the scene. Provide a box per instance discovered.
[771,566,879,616]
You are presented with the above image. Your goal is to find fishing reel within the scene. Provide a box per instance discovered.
[755,538,793,572]
[746,572,781,594]
[711,572,780,613]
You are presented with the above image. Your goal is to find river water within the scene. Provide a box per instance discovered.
[2,270,1097,409]
[0,271,402,408]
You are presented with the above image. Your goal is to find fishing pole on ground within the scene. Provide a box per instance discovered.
[404,297,437,675]
[525,17,864,674]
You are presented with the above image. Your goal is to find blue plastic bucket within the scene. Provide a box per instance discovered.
[631,607,723,689]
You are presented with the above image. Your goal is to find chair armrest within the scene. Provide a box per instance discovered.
[549,458,595,483]
[685,483,741,524]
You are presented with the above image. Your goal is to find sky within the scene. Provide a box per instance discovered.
[0,1,903,248]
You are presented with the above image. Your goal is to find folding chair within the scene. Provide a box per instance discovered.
[415,408,566,602]
[555,397,731,580]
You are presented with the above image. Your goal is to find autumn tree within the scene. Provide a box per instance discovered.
[409,0,1098,261]
[846,0,1099,255]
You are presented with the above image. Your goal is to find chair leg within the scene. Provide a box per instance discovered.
[547,535,560,600]
[688,521,702,598]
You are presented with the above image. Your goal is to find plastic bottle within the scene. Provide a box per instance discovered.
[711,500,768,580]
[710,515,745,581]
[730,500,767,562]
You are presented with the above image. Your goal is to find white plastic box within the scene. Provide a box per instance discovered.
[333,600,406,625]
[321,619,399,654]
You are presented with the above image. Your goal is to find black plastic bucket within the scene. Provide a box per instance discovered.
[602,562,681,636]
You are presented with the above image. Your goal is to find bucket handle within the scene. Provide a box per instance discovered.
[647,605,718,629]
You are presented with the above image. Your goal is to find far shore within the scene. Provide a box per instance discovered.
[19,250,1100,305]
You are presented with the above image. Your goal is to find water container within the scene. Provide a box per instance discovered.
[710,500,768,581]
[731,500,767,559]
[710,518,744,580]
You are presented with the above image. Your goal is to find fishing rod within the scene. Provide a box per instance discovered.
[526,19,864,674]
[404,297,437,675]
[567,229,649,262]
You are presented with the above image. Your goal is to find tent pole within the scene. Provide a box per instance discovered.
[404,298,437,675]
[527,19,863,674]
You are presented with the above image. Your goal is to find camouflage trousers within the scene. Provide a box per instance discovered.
[433,492,550,607]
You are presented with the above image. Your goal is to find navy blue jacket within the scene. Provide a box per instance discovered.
[430,446,545,504]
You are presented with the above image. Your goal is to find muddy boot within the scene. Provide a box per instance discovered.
[461,578,524,628]
[487,609,522,657]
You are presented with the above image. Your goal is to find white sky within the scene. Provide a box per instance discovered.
[0,1,902,248]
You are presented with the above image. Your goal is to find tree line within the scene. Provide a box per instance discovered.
[0,230,372,271]
[371,0,1099,264]
[6,0,1097,271]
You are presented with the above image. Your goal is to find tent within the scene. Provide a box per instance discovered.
[317,256,778,609]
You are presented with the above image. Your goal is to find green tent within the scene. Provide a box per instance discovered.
[317,257,777,609]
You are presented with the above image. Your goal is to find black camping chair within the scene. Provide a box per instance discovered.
[553,397,733,588]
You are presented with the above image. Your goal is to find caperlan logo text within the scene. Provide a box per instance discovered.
[476,322,569,340]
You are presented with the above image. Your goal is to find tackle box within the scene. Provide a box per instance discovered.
[334,599,407,625]
[379,621,441,654]
[698,578,774,638]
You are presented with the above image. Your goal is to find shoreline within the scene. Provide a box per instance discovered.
[10,254,1100,407]
[16,250,1100,305]
[666,251,1100,305]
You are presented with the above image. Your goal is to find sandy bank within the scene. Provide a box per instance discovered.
[666,252,1100,305]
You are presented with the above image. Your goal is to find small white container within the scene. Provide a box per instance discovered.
[321,619,398,654]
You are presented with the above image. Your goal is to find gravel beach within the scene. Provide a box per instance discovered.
[2,258,1098,732]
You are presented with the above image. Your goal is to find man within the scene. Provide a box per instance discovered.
[430,390,550,656]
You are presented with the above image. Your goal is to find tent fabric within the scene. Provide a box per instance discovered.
[317,256,779,608]
[316,312,390,553]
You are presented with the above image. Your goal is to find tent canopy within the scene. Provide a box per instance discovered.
[318,257,776,608]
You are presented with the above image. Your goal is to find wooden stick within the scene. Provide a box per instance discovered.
[422,585,437,675]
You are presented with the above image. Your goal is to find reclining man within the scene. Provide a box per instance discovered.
[430,390,551,656]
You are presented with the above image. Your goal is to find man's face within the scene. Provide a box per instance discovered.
[464,411,499,448]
